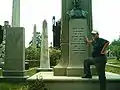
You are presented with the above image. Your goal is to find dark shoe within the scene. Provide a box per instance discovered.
[82,75,92,78]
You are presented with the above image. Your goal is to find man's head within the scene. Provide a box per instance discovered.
[91,30,99,39]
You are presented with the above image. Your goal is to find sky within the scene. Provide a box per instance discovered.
[0,0,120,47]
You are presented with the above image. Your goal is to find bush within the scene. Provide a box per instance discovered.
[49,48,61,66]
[25,60,40,68]
[25,46,40,60]
[28,77,48,90]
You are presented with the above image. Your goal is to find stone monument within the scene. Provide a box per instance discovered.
[1,0,28,81]
[32,24,37,47]
[12,0,20,27]
[53,0,94,76]
[37,20,52,72]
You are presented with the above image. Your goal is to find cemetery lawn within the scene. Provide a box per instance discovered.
[0,68,36,90]
[107,59,120,65]
[106,59,120,74]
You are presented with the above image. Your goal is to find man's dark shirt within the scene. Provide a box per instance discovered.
[92,38,109,57]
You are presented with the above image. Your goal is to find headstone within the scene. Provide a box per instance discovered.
[36,20,52,72]
[12,0,20,27]
[2,27,28,81]
[54,0,93,76]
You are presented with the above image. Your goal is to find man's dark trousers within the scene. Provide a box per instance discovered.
[84,56,107,90]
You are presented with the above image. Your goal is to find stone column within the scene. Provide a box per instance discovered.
[32,24,37,47]
[12,0,20,27]
[67,19,89,76]
[37,20,52,72]
[54,0,94,76]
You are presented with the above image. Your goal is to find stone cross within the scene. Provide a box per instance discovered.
[12,0,20,27]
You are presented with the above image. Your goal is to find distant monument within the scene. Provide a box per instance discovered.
[52,16,61,49]
[32,24,37,47]
[37,20,52,72]
[12,0,20,27]
[1,0,28,81]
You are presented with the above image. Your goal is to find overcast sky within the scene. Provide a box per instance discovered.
[0,0,120,47]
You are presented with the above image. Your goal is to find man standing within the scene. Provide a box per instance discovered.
[82,30,109,90]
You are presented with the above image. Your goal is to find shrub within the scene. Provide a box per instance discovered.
[49,48,61,66]
[28,76,48,90]
[25,46,40,60]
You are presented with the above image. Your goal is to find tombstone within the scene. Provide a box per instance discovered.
[0,0,28,81]
[53,0,95,76]
[36,20,52,72]
[32,24,37,47]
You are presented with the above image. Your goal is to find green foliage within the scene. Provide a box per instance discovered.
[106,65,120,74]
[49,48,61,66]
[29,32,42,48]
[28,77,48,90]
[25,46,40,60]
[109,39,120,60]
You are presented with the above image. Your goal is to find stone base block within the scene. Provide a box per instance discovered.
[67,65,97,76]
[0,76,29,82]
[3,70,25,76]
[53,62,68,76]
[67,66,84,76]
[28,72,120,90]
[36,68,53,72]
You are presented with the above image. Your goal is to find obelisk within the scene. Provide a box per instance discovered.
[1,0,28,81]
[37,20,52,72]
[12,0,20,27]
[32,24,37,47]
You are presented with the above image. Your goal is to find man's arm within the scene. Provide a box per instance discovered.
[101,41,109,54]
[84,36,94,45]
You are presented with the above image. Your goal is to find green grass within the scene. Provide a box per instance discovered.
[107,59,120,63]
[105,59,120,74]
[0,68,37,90]
[0,83,28,90]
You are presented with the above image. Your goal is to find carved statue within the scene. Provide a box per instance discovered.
[67,0,88,19]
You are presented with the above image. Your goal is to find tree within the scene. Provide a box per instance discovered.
[109,38,120,60]
[29,32,42,48]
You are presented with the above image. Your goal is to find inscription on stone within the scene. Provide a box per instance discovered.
[70,28,86,53]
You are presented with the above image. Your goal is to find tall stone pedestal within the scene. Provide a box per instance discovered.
[53,0,95,76]
[67,19,88,76]
[1,27,28,81]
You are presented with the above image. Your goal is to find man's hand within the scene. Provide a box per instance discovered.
[84,36,92,45]
[101,42,109,55]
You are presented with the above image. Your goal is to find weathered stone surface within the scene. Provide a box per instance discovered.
[12,0,20,27]
[39,20,50,70]
[54,0,93,76]
[3,27,25,76]
[66,19,89,76]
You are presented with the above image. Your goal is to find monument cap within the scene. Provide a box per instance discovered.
[91,30,99,34]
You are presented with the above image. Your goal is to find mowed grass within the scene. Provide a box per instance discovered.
[0,68,36,90]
